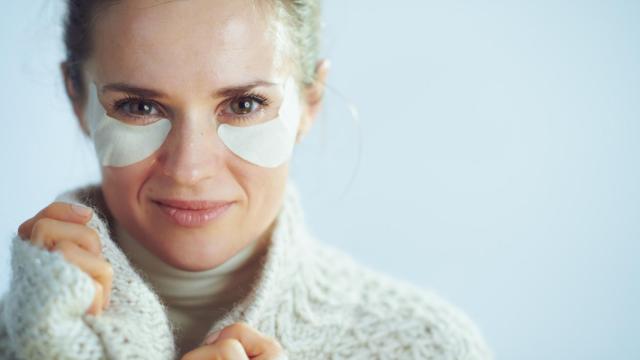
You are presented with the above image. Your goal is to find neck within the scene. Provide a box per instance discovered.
[114,222,268,308]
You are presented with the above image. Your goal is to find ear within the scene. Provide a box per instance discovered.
[296,59,330,144]
[60,61,90,137]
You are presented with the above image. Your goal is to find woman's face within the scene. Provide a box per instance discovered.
[70,0,320,271]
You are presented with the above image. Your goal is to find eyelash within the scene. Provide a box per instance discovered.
[110,95,161,125]
[109,92,271,124]
[223,92,270,124]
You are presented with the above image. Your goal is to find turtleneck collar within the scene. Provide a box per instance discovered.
[114,219,272,354]
[114,220,269,308]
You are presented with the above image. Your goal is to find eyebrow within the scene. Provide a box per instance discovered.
[100,80,278,98]
[216,81,278,97]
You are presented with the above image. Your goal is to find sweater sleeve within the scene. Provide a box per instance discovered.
[1,211,176,359]
[2,234,105,359]
[0,296,17,359]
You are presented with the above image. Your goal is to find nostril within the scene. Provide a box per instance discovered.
[159,149,224,186]
[156,121,229,181]
[162,165,204,186]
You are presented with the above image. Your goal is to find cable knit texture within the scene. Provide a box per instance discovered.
[0,179,492,359]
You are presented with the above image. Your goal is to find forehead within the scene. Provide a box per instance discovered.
[88,0,288,92]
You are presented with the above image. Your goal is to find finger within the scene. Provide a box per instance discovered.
[212,322,283,359]
[52,240,113,311]
[29,218,102,256]
[86,280,104,316]
[181,339,248,360]
[18,202,93,239]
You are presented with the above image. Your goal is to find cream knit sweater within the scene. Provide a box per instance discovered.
[114,219,269,356]
[0,179,493,359]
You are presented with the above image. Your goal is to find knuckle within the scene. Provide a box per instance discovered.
[230,321,250,332]
[261,335,283,353]
[86,226,100,241]
[53,239,73,252]
[17,220,30,237]
[84,227,102,251]
[268,337,283,351]
[219,338,244,353]
[101,261,114,279]
[31,218,53,239]
[43,202,63,216]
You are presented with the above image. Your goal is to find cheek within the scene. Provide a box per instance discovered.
[102,159,154,217]
[241,164,289,220]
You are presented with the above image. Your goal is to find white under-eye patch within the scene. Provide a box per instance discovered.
[217,77,301,168]
[85,83,172,167]
[84,77,300,169]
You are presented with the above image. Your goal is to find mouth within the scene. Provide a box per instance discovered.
[152,198,234,228]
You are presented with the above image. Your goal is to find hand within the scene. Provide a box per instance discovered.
[17,201,113,316]
[181,322,285,360]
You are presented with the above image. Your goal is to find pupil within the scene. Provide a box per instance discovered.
[137,102,151,114]
[234,98,253,114]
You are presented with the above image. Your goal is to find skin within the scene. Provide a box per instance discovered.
[19,0,328,358]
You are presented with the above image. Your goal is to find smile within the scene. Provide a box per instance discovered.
[153,199,234,227]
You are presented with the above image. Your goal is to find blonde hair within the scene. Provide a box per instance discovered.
[62,0,322,99]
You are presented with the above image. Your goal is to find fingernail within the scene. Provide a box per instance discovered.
[71,203,92,217]
[203,331,221,345]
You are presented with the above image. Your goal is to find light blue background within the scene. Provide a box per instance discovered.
[1,1,638,359]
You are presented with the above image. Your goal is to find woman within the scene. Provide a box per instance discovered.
[0,0,492,359]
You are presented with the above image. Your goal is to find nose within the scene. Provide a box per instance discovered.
[158,111,227,186]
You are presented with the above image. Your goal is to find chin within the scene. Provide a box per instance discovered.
[153,232,237,271]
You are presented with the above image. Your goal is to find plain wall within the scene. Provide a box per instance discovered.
[1,1,638,359]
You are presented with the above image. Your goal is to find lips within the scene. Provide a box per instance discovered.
[154,199,233,210]
[153,198,234,227]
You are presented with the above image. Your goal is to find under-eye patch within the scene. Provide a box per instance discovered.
[84,77,301,168]
[217,77,301,168]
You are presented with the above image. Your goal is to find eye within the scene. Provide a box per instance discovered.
[117,97,161,117]
[229,95,263,115]
[219,93,271,125]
